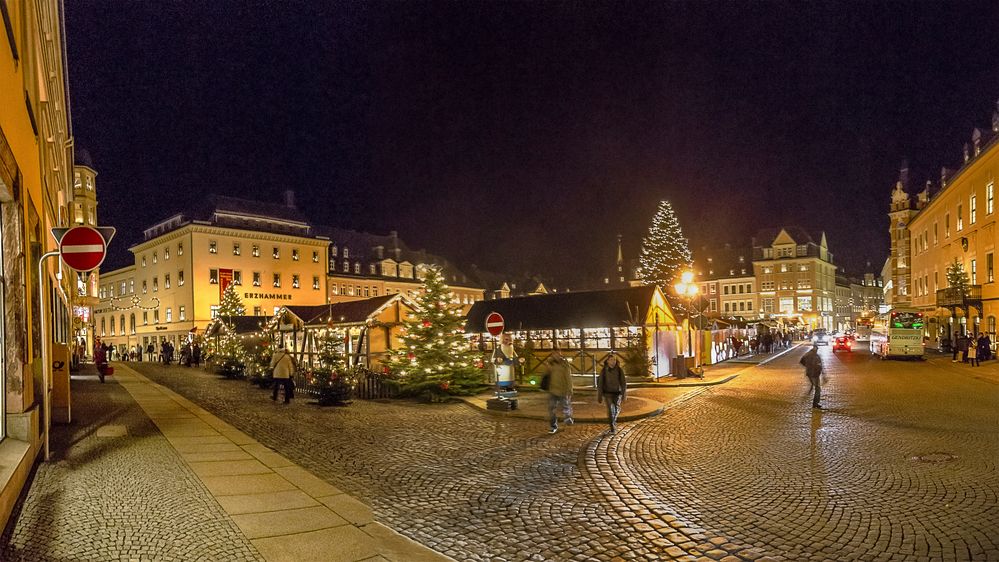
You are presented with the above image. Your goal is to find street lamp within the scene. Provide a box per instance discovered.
[674,270,699,367]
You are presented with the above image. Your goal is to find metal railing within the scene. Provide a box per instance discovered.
[936,285,982,306]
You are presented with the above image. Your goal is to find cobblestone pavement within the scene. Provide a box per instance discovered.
[126,351,999,562]
[1,365,263,562]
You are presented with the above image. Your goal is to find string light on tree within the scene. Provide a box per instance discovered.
[639,199,694,310]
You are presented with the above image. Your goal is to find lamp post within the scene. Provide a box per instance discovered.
[674,270,699,367]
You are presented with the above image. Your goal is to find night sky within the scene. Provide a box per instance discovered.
[65,1,999,284]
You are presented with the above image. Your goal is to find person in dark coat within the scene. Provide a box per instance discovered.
[597,354,627,433]
[94,343,108,384]
[192,343,202,367]
[799,345,823,409]
[958,334,970,363]
[978,333,991,362]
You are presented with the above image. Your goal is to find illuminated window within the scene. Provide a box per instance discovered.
[252,245,260,257]
[166,308,172,323]
[372,287,378,297]
[354,263,361,274]
[971,259,977,285]
[253,306,262,316]
[120,281,126,295]
[209,241,217,254]
[233,242,241,256]
[164,274,171,289]
[970,195,977,225]
[209,269,219,284]
[152,277,158,292]
[101,318,106,336]
[273,247,280,259]
[178,270,185,286]
[957,204,963,231]
[143,311,148,325]
[988,182,994,215]
[987,253,994,284]
[142,280,147,294]
[178,242,183,256]
[370,264,376,274]
[142,256,147,267]
[292,249,299,261]
[129,279,135,294]
[292,275,300,289]
[313,250,319,263]
[312,276,320,290]
[130,314,136,334]
[253,271,261,286]
[331,245,338,257]
[343,248,349,259]
[153,309,160,324]
[343,260,349,272]
[331,284,338,295]
[152,252,158,264]
[364,286,370,297]
[164,247,170,260]
[273,273,281,288]
[233,270,242,285]
[179,306,186,321]
[945,213,950,237]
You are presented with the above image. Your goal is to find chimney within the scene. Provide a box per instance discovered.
[283,190,296,208]
[898,160,909,187]
[374,245,384,259]
[390,231,401,260]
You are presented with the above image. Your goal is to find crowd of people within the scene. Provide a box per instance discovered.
[951,332,993,366]
[92,339,202,367]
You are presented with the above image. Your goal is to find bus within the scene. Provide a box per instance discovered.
[870,308,925,359]
[854,317,874,341]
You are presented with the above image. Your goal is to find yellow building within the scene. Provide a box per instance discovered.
[95,194,329,354]
[752,227,837,331]
[0,0,77,528]
[908,106,999,346]
[71,155,101,356]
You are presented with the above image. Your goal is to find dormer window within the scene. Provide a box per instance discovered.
[354,263,360,274]
[343,248,349,259]
[370,264,377,274]
[343,260,349,272]
[331,245,338,257]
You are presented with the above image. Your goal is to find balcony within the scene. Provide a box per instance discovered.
[936,285,982,307]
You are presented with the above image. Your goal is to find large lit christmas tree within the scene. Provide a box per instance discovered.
[209,284,247,377]
[385,266,484,397]
[639,200,693,301]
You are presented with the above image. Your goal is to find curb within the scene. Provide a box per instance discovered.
[455,395,665,424]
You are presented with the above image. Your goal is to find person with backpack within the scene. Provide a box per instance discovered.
[597,354,627,433]
[543,349,574,434]
[269,346,297,403]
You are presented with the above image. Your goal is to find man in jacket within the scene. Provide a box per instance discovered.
[545,350,574,434]
[270,346,297,403]
[800,344,823,409]
[597,354,627,433]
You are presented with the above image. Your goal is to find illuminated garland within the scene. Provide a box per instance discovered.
[109,295,161,311]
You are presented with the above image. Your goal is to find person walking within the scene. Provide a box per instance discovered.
[968,334,979,366]
[958,333,970,363]
[94,342,108,384]
[192,343,202,367]
[544,350,574,434]
[597,354,627,433]
[799,344,824,409]
[977,332,991,362]
[270,346,297,403]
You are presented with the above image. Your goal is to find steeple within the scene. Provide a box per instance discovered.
[616,234,624,283]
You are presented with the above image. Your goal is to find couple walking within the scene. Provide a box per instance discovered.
[545,352,627,434]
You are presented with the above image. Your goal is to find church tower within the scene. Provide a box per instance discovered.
[888,162,916,307]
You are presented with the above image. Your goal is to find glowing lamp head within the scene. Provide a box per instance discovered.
[681,271,694,284]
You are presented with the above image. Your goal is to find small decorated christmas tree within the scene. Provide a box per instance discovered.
[639,200,693,307]
[385,266,484,398]
[307,328,353,405]
[946,258,969,297]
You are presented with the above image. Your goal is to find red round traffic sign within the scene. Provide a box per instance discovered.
[59,226,107,271]
[485,312,505,336]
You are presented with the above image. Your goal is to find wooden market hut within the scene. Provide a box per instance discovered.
[270,294,415,370]
[464,285,683,380]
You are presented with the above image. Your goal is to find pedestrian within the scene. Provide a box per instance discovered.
[951,333,960,362]
[192,343,201,367]
[977,333,991,362]
[269,346,297,403]
[958,333,970,363]
[597,354,627,433]
[544,349,574,434]
[799,344,823,409]
[94,342,108,384]
[968,333,979,366]
[146,342,155,362]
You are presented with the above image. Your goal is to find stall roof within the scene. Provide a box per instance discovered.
[206,315,269,336]
[283,294,403,326]
[465,285,667,332]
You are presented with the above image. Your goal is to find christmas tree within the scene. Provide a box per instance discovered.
[208,284,247,377]
[639,200,693,302]
[307,328,353,405]
[946,258,969,297]
[385,266,484,398]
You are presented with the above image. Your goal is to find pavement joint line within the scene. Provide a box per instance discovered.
[111,363,454,562]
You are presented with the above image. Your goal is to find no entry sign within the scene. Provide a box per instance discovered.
[58,226,108,272]
[485,312,505,336]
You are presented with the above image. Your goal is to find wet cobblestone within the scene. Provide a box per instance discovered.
[121,349,999,562]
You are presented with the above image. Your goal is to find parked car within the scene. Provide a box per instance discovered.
[832,335,853,352]
[811,329,830,346]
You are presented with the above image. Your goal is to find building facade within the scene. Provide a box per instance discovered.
[95,195,330,353]
[0,0,77,528]
[907,104,999,347]
[694,245,756,320]
[752,228,836,331]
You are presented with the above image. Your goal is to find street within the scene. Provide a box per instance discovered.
[5,347,997,561]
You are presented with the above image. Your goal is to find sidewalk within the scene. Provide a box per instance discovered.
[2,363,450,562]
[460,344,803,423]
